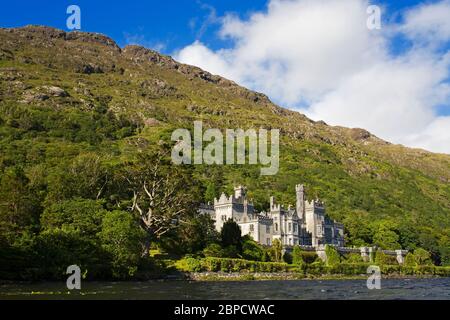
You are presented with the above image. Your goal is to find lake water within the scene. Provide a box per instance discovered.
[1,277,449,300]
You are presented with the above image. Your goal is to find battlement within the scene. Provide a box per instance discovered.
[305,199,325,208]
[206,183,343,248]
[257,215,273,224]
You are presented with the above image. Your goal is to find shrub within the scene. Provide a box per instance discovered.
[199,257,289,273]
[202,243,223,258]
[404,252,416,267]
[267,239,283,262]
[202,257,221,272]
[242,238,265,261]
[301,251,319,264]
[380,264,401,274]
[413,248,433,266]
[176,257,203,272]
[374,250,397,265]
[434,266,450,277]
[34,229,109,279]
[221,245,240,258]
[292,246,304,266]
[327,262,370,275]
[345,253,364,263]
[325,245,340,266]
[283,251,293,264]
[306,260,326,275]
[220,258,233,272]
[414,265,435,275]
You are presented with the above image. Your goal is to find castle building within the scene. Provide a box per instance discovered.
[200,184,344,248]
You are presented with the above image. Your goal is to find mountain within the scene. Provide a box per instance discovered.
[0,26,449,263]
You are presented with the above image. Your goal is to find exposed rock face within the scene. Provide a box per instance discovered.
[1,25,450,263]
[65,31,121,50]
[350,128,372,141]
[19,85,68,103]
[1,25,449,184]
[1,25,120,51]
[20,91,49,103]
[42,86,68,97]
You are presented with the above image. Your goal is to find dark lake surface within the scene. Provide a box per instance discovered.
[1,277,449,300]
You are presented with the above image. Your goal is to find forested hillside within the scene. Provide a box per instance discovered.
[0,26,449,279]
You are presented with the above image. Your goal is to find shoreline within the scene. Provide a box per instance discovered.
[0,272,446,285]
[186,272,441,282]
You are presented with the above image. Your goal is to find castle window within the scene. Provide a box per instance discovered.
[250,224,254,232]
[266,238,271,245]
[266,225,270,233]
[293,223,297,232]
[317,225,322,235]
[289,238,292,245]
[288,223,292,232]
[275,223,278,231]
[221,215,227,221]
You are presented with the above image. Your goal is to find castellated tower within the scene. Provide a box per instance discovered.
[234,186,246,199]
[295,184,305,221]
[205,183,343,248]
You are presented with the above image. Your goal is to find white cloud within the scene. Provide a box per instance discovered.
[175,0,450,154]
[404,116,450,153]
[400,0,450,45]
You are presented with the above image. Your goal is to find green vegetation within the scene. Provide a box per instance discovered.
[173,256,450,278]
[325,245,341,266]
[0,26,449,280]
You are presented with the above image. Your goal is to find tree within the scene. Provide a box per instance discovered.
[99,210,146,278]
[342,210,372,246]
[325,245,340,266]
[221,219,242,250]
[283,251,293,264]
[124,149,200,254]
[40,198,107,237]
[203,243,223,257]
[413,248,433,266]
[0,166,39,242]
[374,250,397,265]
[35,228,109,279]
[268,238,283,262]
[372,221,401,249]
[438,233,450,266]
[176,213,218,254]
[46,153,109,202]
[242,236,265,261]
[404,252,416,267]
[292,245,305,266]
[204,182,217,203]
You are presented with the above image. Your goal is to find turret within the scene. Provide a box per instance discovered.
[234,185,246,199]
[295,184,305,221]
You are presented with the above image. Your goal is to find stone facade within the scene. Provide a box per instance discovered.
[200,184,344,248]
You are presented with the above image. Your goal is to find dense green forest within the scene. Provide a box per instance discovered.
[0,26,449,279]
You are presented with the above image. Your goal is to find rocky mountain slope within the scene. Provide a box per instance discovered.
[0,26,449,261]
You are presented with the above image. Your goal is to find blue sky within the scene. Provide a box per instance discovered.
[1,0,449,153]
[0,0,268,52]
[0,0,427,53]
